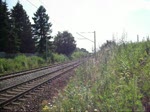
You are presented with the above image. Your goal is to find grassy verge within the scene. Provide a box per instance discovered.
[0,51,87,76]
[0,55,45,76]
[42,40,150,112]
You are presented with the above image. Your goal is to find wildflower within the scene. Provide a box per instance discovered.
[50,104,53,107]
[94,109,98,112]
[87,105,91,109]
[53,105,57,108]
[42,105,50,111]
[70,108,74,112]
[60,108,64,112]
[71,108,73,110]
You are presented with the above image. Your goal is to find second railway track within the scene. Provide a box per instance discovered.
[0,62,64,81]
[0,59,85,110]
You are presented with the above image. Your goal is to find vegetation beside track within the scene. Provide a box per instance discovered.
[42,40,150,112]
[0,50,88,76]
[0,55,45,75]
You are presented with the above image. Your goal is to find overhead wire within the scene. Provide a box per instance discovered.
[25,0,38,8]
[24,0,94,52]
[38,0,46,6]
[38,0,69,33]
[23,0,70,34]
[76,32,94,43]
[23,0,91,51]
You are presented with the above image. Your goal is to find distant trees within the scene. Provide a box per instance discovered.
[0,0,10,52]
[0,1,35,53]
[54,31,76,56]
[0,1,80,58]
[78,48,89,53]
[32,6,52,54]
[11,2,35,53]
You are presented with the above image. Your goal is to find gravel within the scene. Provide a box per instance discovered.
[9,70,75,112]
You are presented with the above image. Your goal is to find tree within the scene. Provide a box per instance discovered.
[32,5,52,54]
[0,0,9,52]
[6,19,20,53]
[11,2,35,53]
[54,31,76,56]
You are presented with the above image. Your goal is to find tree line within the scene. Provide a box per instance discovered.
[0,0,76,57]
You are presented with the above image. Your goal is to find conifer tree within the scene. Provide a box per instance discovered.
[11,2,35,53]
[32,5,52,54]
[0,0,10,52]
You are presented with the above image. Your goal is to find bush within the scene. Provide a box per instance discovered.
[71,51,88,59]
[52,53,69,63]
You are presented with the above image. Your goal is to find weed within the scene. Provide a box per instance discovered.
[41,40,149,112]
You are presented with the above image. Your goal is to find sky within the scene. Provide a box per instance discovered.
[5,0,150,52]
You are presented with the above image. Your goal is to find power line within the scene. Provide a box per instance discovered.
[24,0,67,34]
[76,32,94,43]
[25,0,38,8]
[40,1,63,31]
[76,31,97,60]
[39,0,46,6]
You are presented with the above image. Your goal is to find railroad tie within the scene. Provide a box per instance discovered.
[38,87,44,90]
[12,89,25,92]
[24,95,31,98]
[2,106,13,110]
[6,91,19,94]
[11,101,20,105]
[29,92,37,95]
[0,97,8,100]
[34,89,42,92]
[18,98,26,102]
[0,94,13,97]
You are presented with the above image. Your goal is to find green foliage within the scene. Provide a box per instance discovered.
[0,55,45,75]
[71,50,88,59]
[52,53,68,63]
[0,0,10,52]
[42,40,150,112]
[11,2,35,53]
[54,31,76,56]
[32,5,52,54]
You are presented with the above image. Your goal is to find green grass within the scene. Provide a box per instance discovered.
[0,55,45,75]
[0,50,88,76]
[71,51,89,59]
[52,53,69,63]
[42,40,150,112]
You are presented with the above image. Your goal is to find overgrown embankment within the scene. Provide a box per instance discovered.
[0,55,46,75]
[42,40,150,112]
[0,50,88,76]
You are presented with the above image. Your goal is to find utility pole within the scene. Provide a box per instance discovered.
[76,31,96,60]
[94,31,96,60]
[46,36,47,62]
[137,35,139,42]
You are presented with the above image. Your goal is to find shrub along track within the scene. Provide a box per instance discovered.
[0,59,85,111]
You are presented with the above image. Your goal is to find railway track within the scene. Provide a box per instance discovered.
[0,59,84,110]
[0,62,65,81]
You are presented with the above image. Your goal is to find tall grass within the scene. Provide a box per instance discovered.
[52,53,69,63]
[0,55,45,75]
[71,51,89,60]
[42,40,150,112]
[0,51,87,76]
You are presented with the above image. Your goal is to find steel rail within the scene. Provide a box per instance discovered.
[0,61,79,92]
[0,62,66,81]
[0,61,82,109]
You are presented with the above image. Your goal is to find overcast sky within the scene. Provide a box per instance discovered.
[5,0,150,52]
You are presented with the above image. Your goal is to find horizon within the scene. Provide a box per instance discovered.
[5,0,150,52]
